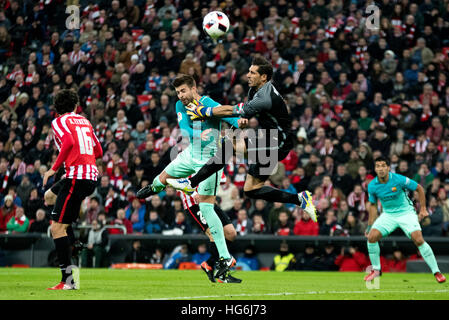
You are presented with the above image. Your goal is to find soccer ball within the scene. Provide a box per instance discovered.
[202,11,230,39]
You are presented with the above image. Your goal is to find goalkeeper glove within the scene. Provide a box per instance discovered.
[186,99,212,120]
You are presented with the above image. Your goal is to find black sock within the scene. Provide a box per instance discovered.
[190,137,234,188]
[245,186,301,205]
[66,225,76,245]
[207,242,219,267]
[226,240,234,257]
[54,236,72,283]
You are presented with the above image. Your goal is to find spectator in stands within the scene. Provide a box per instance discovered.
[421,196,443,236]
[347,184,368,222]
[250,199,269,222]
[6,206,28,233]
[29,208,49,233]
[236,245,260,271]
[426,117,444,145]
[16,174,34,205]
[109,208,133,234]
[295,243,319,271]
[332,164,353,196]
[166,211,192,235]
[319,209,339,236]
[144,210,165,234]
[0,195,16,232]
[81,219,109,268]
[225,198,244,222]
[335,246,369,272]
[293,211,319,236]
[217,175,239,211]
[126,197,146,233]
[24,188,44,220]
[164,244,192,269]
[413,163,435,190]
[343,214,365,236]
[150,247,165,265]
[191,243,211,266]
[273,211,294,236]
[232,209,252,236]
[267,202,288,233]
[251,213,268,234]
[125,240,150,263]
[280,178,298,211]
[83,196,103,224]
[271,242,295,272]
[387,248,407,272]
[316,243,339,271]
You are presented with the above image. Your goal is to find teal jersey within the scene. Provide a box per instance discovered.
[176,96,239,161]
[367,172,418,215]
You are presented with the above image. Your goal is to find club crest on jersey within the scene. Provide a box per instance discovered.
[391,187,397,192]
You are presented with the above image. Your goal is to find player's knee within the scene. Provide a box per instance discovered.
[412,233,425,246]
[44,190,56,205]
[157,172,168,185]
[368,230,381,243]
[224,226,237,241]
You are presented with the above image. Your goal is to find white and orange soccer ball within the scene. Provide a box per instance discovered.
[202,11,230,39]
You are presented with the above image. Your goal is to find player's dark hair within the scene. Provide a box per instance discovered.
[374,155,390,166]
[251,56,273,81]
[54,89,78,114]
[172,74,196,88]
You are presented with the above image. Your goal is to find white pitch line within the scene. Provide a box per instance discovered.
[148,289,449,300]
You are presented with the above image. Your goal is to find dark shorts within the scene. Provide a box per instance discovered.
[245,135,293,182]
[185,204,232,232]
[50,178,97,224]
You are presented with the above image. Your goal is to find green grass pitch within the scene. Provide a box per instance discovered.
[0,268,448,300]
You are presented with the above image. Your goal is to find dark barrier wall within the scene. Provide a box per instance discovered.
[2,234,449,268]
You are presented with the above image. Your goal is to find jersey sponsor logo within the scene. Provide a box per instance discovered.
[177,112,182,122]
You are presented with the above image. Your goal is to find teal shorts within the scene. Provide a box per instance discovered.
[372,211,422,238]
[164,146,222,196]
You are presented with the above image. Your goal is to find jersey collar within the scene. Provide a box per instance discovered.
[376,172,392,184]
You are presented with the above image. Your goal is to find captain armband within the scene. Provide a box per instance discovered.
[232,103,245,116]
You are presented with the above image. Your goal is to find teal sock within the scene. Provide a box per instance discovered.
[151,175,166,193]
[367,242,381,271]
[418,242,440,274]
[199,203,230,259]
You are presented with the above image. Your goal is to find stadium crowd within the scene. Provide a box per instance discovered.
[1,0,449,252]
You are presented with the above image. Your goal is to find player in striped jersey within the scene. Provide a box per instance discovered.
[179,173,240,283]
[43,89,103,290]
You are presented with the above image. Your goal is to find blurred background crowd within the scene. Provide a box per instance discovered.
[1,0,449,257]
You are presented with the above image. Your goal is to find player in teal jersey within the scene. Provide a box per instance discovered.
[365,156,446,283]
[136,74,240,282]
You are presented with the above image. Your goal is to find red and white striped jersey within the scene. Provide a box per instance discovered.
[51,112,102,181]
[178,190,197,210]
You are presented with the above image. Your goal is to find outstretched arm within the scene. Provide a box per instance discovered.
[186,102,244,119]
